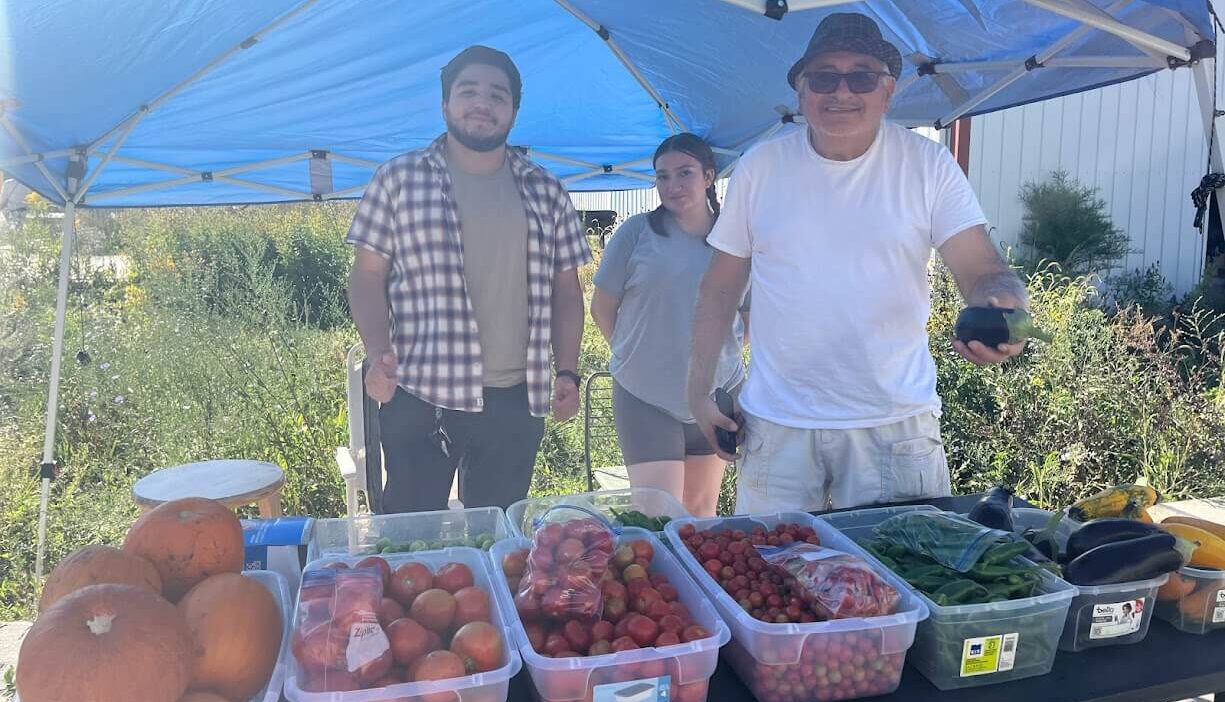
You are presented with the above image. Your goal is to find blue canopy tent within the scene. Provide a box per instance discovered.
[1,0,1217,575]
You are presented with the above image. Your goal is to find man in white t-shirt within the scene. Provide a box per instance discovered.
[687,13,1029,513]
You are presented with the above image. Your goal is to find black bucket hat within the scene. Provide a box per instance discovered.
[787,13,903,89]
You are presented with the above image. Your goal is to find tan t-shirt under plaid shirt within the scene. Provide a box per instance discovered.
[346,135,592,417]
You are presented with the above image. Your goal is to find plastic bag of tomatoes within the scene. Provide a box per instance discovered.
[515,505,617,623]
[756,544,900,620]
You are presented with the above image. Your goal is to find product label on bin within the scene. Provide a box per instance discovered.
[593,676,671,702]
[347,620,391,672]
[1213,590,1225,624]
[960,633,1019,677]
[1089,599,1145,639]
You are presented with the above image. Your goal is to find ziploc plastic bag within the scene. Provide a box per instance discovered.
[756,543,901,619]
[872,511,1012,573]
[515,504,618,623]
[291,565,391,691]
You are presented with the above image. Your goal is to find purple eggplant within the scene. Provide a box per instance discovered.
[955,306,1052,347]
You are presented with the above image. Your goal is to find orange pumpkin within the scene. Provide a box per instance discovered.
[123,497,244,601]
[1157,572,1196,601]
[39,545,162,612]
[178,694,232,702]
[179,573,284,701]
[1179,582,1225,621]
[16,584,193,702]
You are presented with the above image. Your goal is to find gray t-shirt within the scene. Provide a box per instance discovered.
[448,158,530,388]
[594,212,748,422]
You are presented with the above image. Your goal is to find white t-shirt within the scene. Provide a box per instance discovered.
[707,123,987,429]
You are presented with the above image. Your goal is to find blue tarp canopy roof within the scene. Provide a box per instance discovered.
[0,0,1214,205]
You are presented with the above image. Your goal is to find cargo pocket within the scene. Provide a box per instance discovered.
[886,436,950,501]
[734,415,775,513]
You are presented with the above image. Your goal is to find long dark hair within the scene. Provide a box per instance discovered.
[648,133,719,235]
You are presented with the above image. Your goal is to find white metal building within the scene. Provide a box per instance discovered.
[968,45,1222,296]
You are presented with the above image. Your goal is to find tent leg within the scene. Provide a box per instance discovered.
[1191,46,1223,281]
[34,200,75,578]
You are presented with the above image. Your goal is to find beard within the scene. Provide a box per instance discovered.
[445,111,511,152]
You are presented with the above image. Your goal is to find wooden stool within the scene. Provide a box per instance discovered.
[133,459,286,517]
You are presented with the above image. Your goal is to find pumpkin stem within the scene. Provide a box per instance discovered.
[86,613,116,636]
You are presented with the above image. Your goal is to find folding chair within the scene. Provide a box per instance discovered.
[583,371,623,491]
[335,344,385,516]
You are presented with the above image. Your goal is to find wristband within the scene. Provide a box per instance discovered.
[555,370,582,387]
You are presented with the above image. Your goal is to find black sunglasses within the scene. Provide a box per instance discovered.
[802,70,891,95]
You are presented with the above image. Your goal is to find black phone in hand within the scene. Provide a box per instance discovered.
[713,388,737,455]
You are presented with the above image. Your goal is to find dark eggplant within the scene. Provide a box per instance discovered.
[955,306,1052,347]
[967,486,1015,531]
[1063,532,1182,586]
[1064,517,1164,562]
[1022,528,1057,561]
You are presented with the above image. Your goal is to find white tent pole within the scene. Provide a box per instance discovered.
[1023,0,1191,60]
[1044,55,1168,68]
[0,148,77,171]
[552,0,689,133]
[926,56,1164,72]
[935,0,1133,127]
[35,197,75,578]
[0,114,70,203]
[1190,39,1223,251]
[86,152,314,202]
[526,149,602,170]
[328,153,382,169]
[213,176,311,199]
[110,155,198,175]
[322,184,368,200]
[74,107,147,204]
[85,0,323,156]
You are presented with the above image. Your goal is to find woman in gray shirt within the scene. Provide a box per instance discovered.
[591,134,749,516]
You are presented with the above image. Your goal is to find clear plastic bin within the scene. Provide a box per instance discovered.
[506,488,689,539]
[284,547,522,702]
[1008,509,1168,652]
[246,569,293,702]
[488,527,728,702]
[308,507,512,561]
[664,512,928,701]
[822,506,1074,690]
[1154,566,1225,634]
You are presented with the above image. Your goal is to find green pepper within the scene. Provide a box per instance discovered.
[981,540,1031,566]
[931,579,988,606]
[967,563,1025,581]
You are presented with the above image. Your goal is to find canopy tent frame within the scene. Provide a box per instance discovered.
[4,0,1217,578]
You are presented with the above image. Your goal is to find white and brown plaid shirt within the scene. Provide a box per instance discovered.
[346,135,591,417]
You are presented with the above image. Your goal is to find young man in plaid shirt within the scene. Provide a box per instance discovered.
[346,46,591,513]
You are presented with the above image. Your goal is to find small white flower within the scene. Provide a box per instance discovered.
[88,413,96,423]
[99,362,111,370]
[88,390,97,399]
[114,395,125,404]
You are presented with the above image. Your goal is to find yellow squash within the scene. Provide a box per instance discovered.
[1162,515,1225,541]
[1068,484,1161,521]
[1160,522,1225,569]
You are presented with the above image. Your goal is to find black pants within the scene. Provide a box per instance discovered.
[378,384,545,513]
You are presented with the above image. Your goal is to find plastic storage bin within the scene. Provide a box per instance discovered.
[489,527,728,702]
[1155,566,1225,634]
[665,512,928,701]
[308,506,512,561]
[962,507,1163,651]
[284,547,522,702]
[822,506,1074,690]
[1018,510,1167,651]
[507,488,689,539]
[246,569,294,702]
